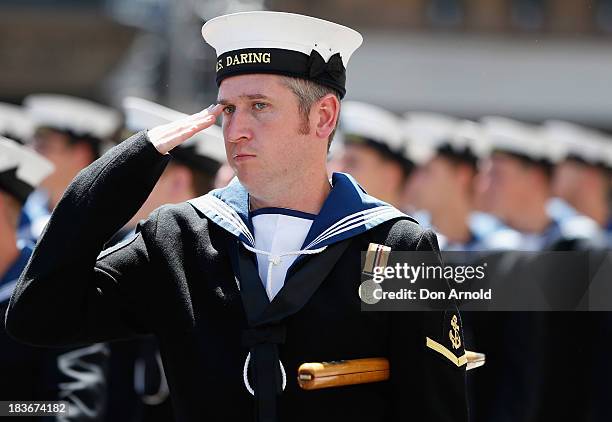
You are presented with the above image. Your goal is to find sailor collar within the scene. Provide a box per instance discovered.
[188,172,406,249]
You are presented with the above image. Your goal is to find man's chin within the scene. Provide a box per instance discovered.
[234,172,273,199]
[233,171,255,189]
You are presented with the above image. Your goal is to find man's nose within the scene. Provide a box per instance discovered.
[224,109,253,144]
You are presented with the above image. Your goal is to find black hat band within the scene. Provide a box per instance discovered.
[215,48,346,98]
[0,167,33,204]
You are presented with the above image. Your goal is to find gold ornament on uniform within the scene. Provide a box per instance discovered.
[449,314,462,350]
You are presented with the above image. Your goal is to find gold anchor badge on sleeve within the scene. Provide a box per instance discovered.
[425,313,485,370]
[449,314,462,350]
[425,313,468,368]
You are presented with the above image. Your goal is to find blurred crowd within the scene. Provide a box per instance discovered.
[1,91,611,421]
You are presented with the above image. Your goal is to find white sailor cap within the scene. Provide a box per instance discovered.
[24,94,121,141]
[480,116,555,165]
[402,112,474,166]
[0,136,54,204]
[0,103,34,144]
[542,120,612,170]
[339,101,412,171]
[452,120,489,161]
[122,97,226,173]
[201,11,363,98]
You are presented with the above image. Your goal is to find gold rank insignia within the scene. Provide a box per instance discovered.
[425,311,468,368]
[363,243,391,274]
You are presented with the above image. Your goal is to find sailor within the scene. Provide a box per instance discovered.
[21,94,121,241]
[0,137,107,421]
[469,116,606,422]
[336,101,413,209]
[7,11,468,422]
[0,103,38,242]
[544,120,612,246]
[402,113,493,251]
[478,116,605,250]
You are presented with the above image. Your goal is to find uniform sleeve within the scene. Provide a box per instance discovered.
[388,228,468,422]
[5,131,171,347]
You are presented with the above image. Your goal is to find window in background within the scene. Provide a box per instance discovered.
[464,0,509,32]
[1,0,105,8]
[595,0,612,33]
[511,0,545,31]
[106,0,169,31]
[548,0,592,33]
[427,0,465,28]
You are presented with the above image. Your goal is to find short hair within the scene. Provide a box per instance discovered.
[280,76,341,151]
[36,127,102,161]
[509,152,554,180]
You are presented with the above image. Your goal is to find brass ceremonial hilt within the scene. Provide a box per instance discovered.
[297,358,389,390]
[298,351,485,390]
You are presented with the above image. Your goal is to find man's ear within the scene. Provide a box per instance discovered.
[314,94,340,141]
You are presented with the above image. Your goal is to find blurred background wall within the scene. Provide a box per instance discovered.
[1,0,611,128]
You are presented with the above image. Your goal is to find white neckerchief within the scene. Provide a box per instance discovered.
[249,212,317,300]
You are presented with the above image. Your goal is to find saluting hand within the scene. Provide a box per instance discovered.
[148,104,223,155]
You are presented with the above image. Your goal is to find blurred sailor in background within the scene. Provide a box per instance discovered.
[1,137,107,421]
[337,101,413,209]
[21,94,121,242]
[0,103,37,242]
[468,116,607,422]
[544,121,612,246]
[402,114,490,251]
[478,116,604,251]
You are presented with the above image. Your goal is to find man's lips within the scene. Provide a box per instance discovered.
[232,153,256,161]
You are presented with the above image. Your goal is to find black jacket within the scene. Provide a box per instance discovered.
[6,132,468,422]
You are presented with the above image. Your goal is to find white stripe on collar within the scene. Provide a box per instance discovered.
[307,209,402,249]
[189,194,255,245]
[304,206,399,249]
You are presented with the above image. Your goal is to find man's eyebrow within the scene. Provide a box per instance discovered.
[217,94,270,105]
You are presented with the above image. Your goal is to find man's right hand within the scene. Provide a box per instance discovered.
[147,104,223,155]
